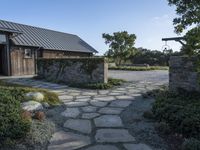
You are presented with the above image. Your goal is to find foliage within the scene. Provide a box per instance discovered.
[103,31,137,65]
[182,138,200,150]
[69,78,125,89]
[168,0,200,33]
[109,66,169,71]
[131,47,181,66]
[0,81,60,106]
[155,122,171,135]
[25,120,55,146]
[0,89,31,145]
[143,110,155,119]
[182,26,200,55]
[152,89,200,140]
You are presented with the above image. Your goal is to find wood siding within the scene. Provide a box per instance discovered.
[42,50,91,58]
[10,47,92,76]
[11,47,35,76]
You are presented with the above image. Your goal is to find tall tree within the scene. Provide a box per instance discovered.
[103,31,136,65]
[168,0,200,33]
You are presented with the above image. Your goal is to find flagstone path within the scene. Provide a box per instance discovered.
[7,78,167,150]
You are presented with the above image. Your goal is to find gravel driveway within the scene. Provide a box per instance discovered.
[109,70,169,84]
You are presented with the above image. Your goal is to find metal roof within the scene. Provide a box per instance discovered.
[0,20,98,53]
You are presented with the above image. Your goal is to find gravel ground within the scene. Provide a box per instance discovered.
[109,70,169,84]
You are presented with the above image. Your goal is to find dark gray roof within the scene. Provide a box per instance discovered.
[0,20,98,53]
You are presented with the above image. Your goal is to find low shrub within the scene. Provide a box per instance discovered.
[0,81,60,105]
[182,138,200,150]
[109,66,169,71]
[152,89,200,139]
[69,78,125,89]
[0,89,31,146]
[143,110,155,119]
[155,122,171,135]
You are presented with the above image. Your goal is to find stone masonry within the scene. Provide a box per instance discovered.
[37,57,108,84]
[169,56,200,92]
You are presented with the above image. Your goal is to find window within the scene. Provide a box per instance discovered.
[0,34,6,44]
[24,49,32,58]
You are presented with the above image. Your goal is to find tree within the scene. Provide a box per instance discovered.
[182,26,200,55]
[103,31,136,65]
[168,0,200,33]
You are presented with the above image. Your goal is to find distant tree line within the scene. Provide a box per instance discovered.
[130,48,181,66]
[102,31,181,66]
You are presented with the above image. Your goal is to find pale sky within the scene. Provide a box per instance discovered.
[0,0,187,55]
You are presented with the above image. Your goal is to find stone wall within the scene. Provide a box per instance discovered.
[37,57,108,84]
[169,56,200,92]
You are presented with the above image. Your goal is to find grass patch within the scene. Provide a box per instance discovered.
[152,89,200,141]
[69,78,125,89]
[109,66,169,71]
[0,80,60,106]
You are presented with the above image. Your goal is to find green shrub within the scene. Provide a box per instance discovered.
[143,110,155,119]
[155,122,171,135]
[182,138,200,150]
[0,89,31,145]
[69,78,125,89]
[152,89,200,139]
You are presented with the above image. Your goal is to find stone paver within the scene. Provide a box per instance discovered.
[85,145,119,150]
[90,101,108,107]
[48,131,91,150]
[95,129,135,143]
[6,71,168,150]
[124,143,152,150]
[64,101,88,107]
[94,115,123,127]
[64,119,92,134]
[98,107,123,114]
[61,108,80,118]
[81,106,97,113]
[82,113,100,119]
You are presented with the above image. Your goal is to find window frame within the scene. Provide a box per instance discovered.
[24,49,32,59]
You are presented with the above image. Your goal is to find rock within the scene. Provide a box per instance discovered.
[64,119,92,134]
[21,101,43,111]
[123,143,152,150]
[25,92,44,102]
[43,102,50,108]
[94,115,123,127]
[48,131,91,150]
[95,129,135,143]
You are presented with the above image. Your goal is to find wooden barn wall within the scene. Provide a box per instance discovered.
[42,50,92,58]
[10,47,35,76]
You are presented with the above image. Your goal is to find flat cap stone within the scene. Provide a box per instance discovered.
[124,143,152,150]
[64,119,92,134]
[95,129,135,143]
[94,115,123,127]
[48,131,91,150]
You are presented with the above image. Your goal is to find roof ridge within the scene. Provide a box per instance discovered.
[0,19,78,37]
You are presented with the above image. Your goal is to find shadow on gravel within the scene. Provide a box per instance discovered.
[121,96,169,150]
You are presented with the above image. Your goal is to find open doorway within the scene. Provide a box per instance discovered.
[0,44,7,75]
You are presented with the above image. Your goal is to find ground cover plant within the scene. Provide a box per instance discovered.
[69,78,125,89]
[152,89,200,149]
[0,80,60,105]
